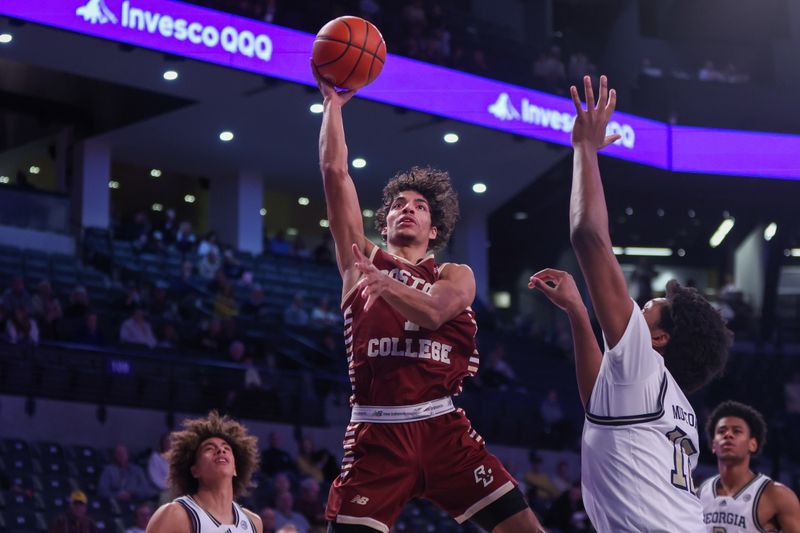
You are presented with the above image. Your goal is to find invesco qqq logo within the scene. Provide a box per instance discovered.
[75,0,273,62]
[488,92,635,149]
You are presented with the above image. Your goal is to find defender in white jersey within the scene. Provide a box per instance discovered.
[147,411,263,533]
[699,400,800,532]
[529,76,731,532]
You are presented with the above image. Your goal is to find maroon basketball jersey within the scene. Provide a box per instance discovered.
[342,246,479,406]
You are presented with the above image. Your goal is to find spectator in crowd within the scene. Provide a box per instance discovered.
[260,507,277,533]
[157,322,180,349]
[544,481,591,532]
[117,284,144,313]
[523,454,561,510]
[149,283,177,320]
[31,280,62,322]
[156,208,178,245]
[48,490,97,533]
[310,297,339,329]
[198,250,221,280]
[197,230,221,258]
[552,460,573,494]
[174,221,196,254]
[296,436,324,484]
[228,340,246,363]
[283,293,309,327]
[567,52,595,86]
[698,60,725,82]
[125,502,152,533]
[293,237,311,259]
[274,492,310,533]
[147,434,170,496]
[128,212,151,250]
[313,233,334,264]
[196,317,225,352]
[63,286,90,319]
[173,261,198,293]
[214,282,239,319]
[295,478,326,530]
[540,389,565,430]
[533,47,566,93]
[73,312,106,346]
[482,344,516,387]
[262,433,297,476]
[222,248,244,280]
[2,276,31,313]
[7,306,39,345]
[242,285,268,319]
[119,307,157,349]
[98,444,155,502]
[269,231,291,255]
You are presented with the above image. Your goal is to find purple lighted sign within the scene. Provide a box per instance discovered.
[0,0,798,179]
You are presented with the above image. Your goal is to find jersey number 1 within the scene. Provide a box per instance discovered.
[665,426,697,492]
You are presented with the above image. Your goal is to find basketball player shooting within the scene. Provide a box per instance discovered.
[312,64,545,533]
[699,400,800,532]
[529,76,731,532]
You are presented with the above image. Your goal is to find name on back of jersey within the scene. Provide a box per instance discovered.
[672,404,697,427]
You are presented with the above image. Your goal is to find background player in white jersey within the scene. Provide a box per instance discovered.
[699,400,800,532]
[528,76,731,532]
[146,411,263,533]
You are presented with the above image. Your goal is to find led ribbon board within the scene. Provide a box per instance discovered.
[1,0,798,178]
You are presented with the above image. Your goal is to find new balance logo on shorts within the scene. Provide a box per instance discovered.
[351,495,370,505]
[474,465,494,487]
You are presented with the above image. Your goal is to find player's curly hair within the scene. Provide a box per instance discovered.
[706,400,767,455]
[374,166,459,252]
[166,411,259,498]
[658,280,732,394]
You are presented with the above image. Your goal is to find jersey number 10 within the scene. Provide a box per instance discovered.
[665,426,697,492]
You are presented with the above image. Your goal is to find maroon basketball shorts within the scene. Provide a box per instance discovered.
[325,407,517,532]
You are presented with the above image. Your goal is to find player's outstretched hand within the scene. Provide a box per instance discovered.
[311,59,356,106]
[529,268,584,315]
[352,244,389,311]
[570,75,621,151]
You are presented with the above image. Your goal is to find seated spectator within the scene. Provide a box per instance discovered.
[117,284,144,313]
[310,297,339,329]
[552,460,574,494]
[2,276,31,313]
[270,231,291,255]
[296,437,323,484]
[222,248,244,279]
[73,312,106,346]
[147,434,170,495]
[119,307,157,349]
[7,306,39,345]
[260,507,277,533]
[313,233,334,264]
[197,250,221,280]
[172,261,199,293]
[523,454,561,507]
[293,237,311,259]
[196,317,225,352]
[262,433,297,476]
[540,388,565,429]
[156,322,179,349]
[98,444,155,502]
[544,481,591,532]
[125,503,152,533]
[214,283,239,319]
[242,285,268,319]
[197,230,220,258]
[274,492,310,533]
[64,286,91,319]
[48,490,97,533]
[149,283,177,320]
[284,293,309,327]
[127,212,151,250]
[156,208,178,245]
[174,221,196,254]
[295,478,325,529]
[31,280,62,321]
[481,344,516,387]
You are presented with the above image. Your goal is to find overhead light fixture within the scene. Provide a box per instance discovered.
[612,246,624,255]
[0,176,9,184]
[151,203,164,212]
[443,133,459,144]
[709,218,735,248]
[492,291,511,309]
[309,103,324,114]
[688,209,696,218]
[29,165,40,174]
[677,248,686,257]
[362,209,374,218]
[150,168,162,178]
[184,194,196,203]
[514,212,528,221]
[0,34,12,44]
[624,247,673,257]
[472,182,487,194]
[108,180,120,189]
[764,222,777,241]
[163,70,179,81]
[286,227,298,236]
[219,131,234,142]
[657,208,665,217]
[260,208,267,216]
[352,158,366,169]
[319,219,330,228]
[791,248,800,257]
[625,207,633,216]
[298,197,310,206]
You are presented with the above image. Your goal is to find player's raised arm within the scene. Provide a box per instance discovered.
[313,62,371,288]
[568,75,630,348]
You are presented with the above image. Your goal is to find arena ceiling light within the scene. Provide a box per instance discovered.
[219,131,234,142]
[764,222,777,241]
[624,247,673,257]
[0,33,12,44]
[150,168,162,178]
[286,227,298,236]
[319,219,330,228]
[443,133,459,144]
[309,103,324,114]
[0,176,9,184]
[352,158,367,169]
[260,208,267,216]
[163,70,179,81]
[297,196,310,206]
[151,203,164,212]
[472,182,487,194]
[29,165,40,174]
[362,209,374,218]
[709,218,735,248]
[513,212,528,221]
[183,194,196,204]
[786,248,800,257]
[108,180,120,189]
[677,248,686,257]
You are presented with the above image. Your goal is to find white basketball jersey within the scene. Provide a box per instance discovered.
[174,495,257,533]
[581,302,705,533]
[698,473,774,532]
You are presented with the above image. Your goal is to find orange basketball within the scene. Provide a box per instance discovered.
[312,16,386,91]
